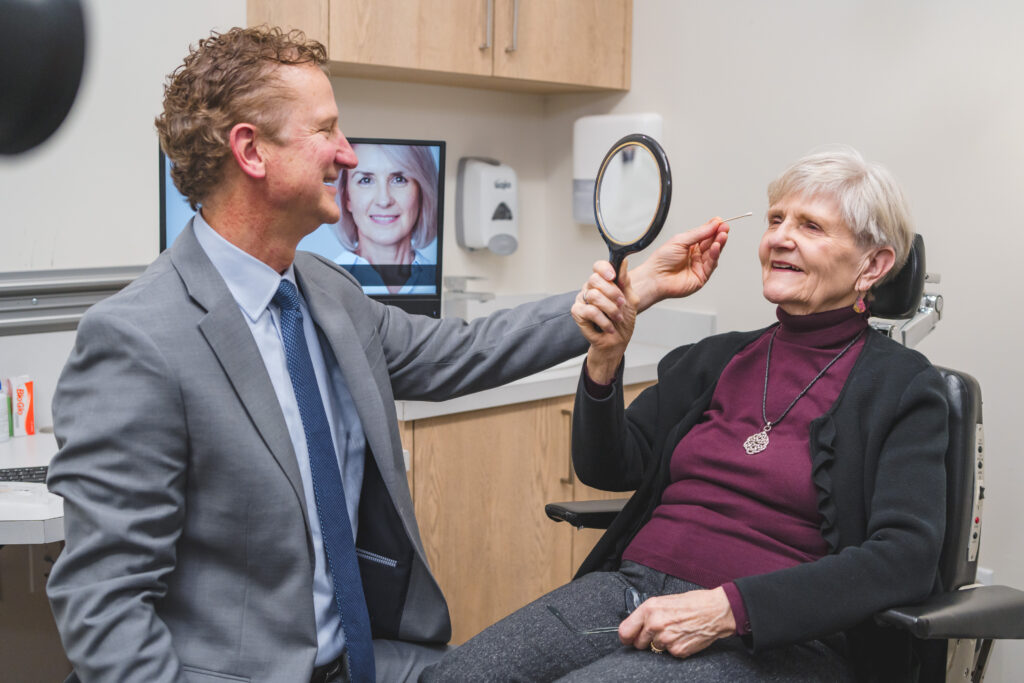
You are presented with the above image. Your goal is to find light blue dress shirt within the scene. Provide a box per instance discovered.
[193,214,366,665]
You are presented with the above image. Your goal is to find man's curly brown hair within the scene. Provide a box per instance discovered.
[155,26,327,210]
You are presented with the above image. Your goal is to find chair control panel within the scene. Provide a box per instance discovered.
[968,423,985,563]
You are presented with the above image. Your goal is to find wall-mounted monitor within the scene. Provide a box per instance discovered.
[160,138,445,318]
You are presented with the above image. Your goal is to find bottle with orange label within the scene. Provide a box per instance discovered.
[11,375,34,437]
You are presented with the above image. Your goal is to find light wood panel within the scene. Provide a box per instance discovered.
[248,0,631,92]
[412,397,576,643]
[328,0,492,77]
[492,0,632,89]
[408,380,652,643]
[247,0,328,46]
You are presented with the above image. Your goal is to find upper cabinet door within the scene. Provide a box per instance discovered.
[248,0,632,92]
[248,0,330,46]
[492,0,631,90]
[328,0,493,77]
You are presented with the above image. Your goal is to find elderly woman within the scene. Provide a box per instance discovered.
[333,142,439,294]
[422,147,947,682]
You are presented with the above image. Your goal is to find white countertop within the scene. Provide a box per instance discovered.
[394,342,668,421]
[0,431,63,544]
[0,304,716,542]
[394,305,716,421]
[1,430,58,468]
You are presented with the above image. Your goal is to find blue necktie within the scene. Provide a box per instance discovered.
[273,279,375,683]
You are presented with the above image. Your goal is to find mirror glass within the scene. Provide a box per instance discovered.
[593,134,671,274]
[597,144,662,244]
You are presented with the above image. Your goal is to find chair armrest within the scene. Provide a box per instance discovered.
[876,585,1024,640]
[545,499,628,529]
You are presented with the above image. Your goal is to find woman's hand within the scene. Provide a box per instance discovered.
[571,259,637,384]
[630,218,731,312]
[618,587,737,659]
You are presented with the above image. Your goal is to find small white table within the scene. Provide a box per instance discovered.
[0,432,63,544]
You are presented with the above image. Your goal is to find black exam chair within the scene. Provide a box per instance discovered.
[546,235,1024,682]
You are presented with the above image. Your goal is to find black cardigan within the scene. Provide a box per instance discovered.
[572,326,949,682]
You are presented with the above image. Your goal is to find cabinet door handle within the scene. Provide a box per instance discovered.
[560,408,574,485]
[505,0,520,52]
[479,0,494,50]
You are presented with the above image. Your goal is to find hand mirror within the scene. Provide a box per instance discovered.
[593,133,672,277]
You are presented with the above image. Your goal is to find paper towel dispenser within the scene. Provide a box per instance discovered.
[573,113,663,224]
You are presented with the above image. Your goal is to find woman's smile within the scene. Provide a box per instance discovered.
[759,193,870,315]
[343,144,422,251]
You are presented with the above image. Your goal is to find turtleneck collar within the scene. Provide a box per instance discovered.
[775,305,869,349]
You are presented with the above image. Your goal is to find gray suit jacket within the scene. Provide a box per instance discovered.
[46,225,586,682]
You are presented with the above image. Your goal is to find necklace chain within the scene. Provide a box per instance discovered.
[743,327,866,455]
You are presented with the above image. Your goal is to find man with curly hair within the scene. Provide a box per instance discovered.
[44,25,594,683]
[45,24,721,683]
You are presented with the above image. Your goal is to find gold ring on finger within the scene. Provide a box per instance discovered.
[650,642,664,654]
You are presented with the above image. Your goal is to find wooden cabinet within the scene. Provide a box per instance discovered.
[328,0,493,79]
[489,0,632,90]
[402,381,651,644]
[0,543,73,680]
[248,0,632,92]
[409,396,575,644]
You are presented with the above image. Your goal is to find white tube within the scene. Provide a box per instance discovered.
[0,387,9,442]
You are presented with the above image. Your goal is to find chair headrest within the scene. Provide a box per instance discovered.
[871,234,925,319]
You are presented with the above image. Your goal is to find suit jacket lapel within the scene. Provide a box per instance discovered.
[169,224,309,521]
[294,260,407,503]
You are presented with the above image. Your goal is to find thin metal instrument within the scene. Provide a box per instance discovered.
[547,605,620,634]
[721,212,753,222]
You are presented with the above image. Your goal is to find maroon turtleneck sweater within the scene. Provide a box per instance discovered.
[592,305,869,635]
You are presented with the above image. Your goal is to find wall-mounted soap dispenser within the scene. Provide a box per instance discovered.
[456,157,519,255]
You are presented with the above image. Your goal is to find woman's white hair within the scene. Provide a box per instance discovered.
[767,145,914,284]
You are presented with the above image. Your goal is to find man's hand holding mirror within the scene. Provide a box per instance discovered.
[573,218,732,383]
[573,133,744,383]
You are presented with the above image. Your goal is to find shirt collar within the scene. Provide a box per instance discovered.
[334,247,432,268]
[192,211,295,322]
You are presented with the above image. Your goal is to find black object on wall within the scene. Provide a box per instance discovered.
[0,0,86,155]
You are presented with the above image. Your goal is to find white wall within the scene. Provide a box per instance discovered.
[2,0,1023,678]
[0,0,246,271]
[541,1,1024,677]
[325,77,551,297]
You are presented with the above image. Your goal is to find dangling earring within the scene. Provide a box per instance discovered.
[853,291,867,314]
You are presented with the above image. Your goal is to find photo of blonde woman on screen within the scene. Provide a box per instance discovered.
[333,142,439,294]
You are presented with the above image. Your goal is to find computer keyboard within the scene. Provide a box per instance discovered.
[0,466,48,483]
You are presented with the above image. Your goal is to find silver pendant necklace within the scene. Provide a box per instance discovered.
[743,327,866,455]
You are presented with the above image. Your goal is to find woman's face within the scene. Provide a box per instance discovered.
[343,145,421,249]
[759,192,874,315]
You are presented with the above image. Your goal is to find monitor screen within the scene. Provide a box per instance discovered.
[160,138,446,317]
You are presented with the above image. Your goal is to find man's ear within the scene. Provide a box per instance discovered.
[229,123,266,179]
[858,246,896,291]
